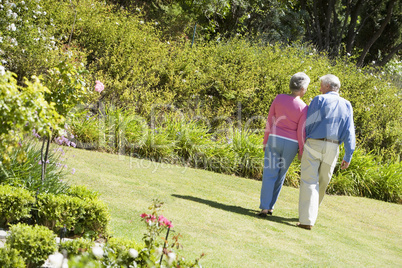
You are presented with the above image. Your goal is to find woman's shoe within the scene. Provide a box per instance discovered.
[257,210,273,217]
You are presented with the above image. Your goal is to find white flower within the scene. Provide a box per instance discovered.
[48,253,64,267]
[10,38,17,46]
[7,23,16,31]
[128,248,139,258]
[0,66,5,76]
[168,252,176,265]
[92,245,104,259]
[139,20,144,24]
[156,247,163,255]
[0,36,3,43]
[21,1,25,4]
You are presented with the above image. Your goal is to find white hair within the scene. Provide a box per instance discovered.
[320,74,341,92]
[289,72,310,91]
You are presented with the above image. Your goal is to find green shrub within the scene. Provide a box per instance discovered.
[284,160,301,188]
[0,247,25,268]
[6,223,57,268]
[66,185,100,200]
[375,161,402,203]
[329,146,378,197]
[36,192,110,238]
[59,238,95,258]
[0,0,60,81]
[231,129,264,179]
[68,111,101,150]
[0,185,34,228]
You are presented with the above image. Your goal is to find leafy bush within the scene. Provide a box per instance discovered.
[59,238,95,258]
[0,185,34,228]
[0,247,25,268]
[231,129,264,178]
[0,71,63,165]
[66,185,100,200]
[0,0,60,81]
[329,147,402,203]
[36,192,110,239]
[374,161,402,203]
[6,223,57,268]
[68,111,101,150]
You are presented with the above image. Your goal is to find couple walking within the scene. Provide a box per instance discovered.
[258,73,356,230]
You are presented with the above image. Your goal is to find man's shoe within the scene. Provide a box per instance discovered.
[296,223,312,230]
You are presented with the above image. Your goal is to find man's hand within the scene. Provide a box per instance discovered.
[340,160,350,170]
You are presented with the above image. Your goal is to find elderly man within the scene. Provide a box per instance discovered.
[297,74,356,230]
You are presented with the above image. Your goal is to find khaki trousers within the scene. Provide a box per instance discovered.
[298,139,339,226]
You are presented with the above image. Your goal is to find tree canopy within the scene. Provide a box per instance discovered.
[113,0,402,67]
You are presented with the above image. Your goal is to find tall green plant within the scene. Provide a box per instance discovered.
[0,138,70,195]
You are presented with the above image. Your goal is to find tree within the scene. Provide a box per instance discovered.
[299,0,402,66]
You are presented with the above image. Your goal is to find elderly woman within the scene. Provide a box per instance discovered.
[258,72,310,217]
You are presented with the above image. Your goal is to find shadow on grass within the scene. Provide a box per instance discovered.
[172,194,298,227]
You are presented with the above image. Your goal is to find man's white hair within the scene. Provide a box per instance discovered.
[320,74,341,92]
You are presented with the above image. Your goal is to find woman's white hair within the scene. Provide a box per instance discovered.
[289,72,310,91]
[320,74,341,92]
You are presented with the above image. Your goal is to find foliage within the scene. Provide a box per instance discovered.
[59,237,95,258]
[43,57,91,118]
[0,70,63,165]
[0,247,25,268]
[231,129,264,178]
[66,185,100,200]
[0,138,70,195]
[329,146,402,203]
[6,223,57,268]
[0,0,60,81]
[36,192,110,239]
[0,185,34,228]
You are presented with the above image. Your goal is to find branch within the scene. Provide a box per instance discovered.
[376,42,402,66]
[357,0,397,66]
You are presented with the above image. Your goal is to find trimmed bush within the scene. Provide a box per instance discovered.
[6,223,57,268]
[0,185,34,228]
[36,192,110,238]
[59,238,95,258]
[0,247,25,268]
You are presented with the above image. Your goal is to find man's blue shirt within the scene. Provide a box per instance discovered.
[305,91,356,162]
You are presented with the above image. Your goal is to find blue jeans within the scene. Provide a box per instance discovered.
[260,135,298,210]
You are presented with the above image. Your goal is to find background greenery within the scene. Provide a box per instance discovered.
[1,0,400,204]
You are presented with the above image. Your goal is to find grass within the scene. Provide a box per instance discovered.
[64,147,402,267]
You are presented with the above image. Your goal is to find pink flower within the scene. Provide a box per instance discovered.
[158,215,173,228]
[140,213,148,219]
[94,80,104,93]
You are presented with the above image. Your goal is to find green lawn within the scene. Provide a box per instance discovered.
[64,147,402,267]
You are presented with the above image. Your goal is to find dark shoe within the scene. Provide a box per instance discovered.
[297,223,312,230]
[257,210,273,217]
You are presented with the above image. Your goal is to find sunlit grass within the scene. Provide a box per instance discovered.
[65,147,402,267]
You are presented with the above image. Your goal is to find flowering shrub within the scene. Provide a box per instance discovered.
[94,80,104,93]
[0,0,60,80]
[137,199,203,267]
